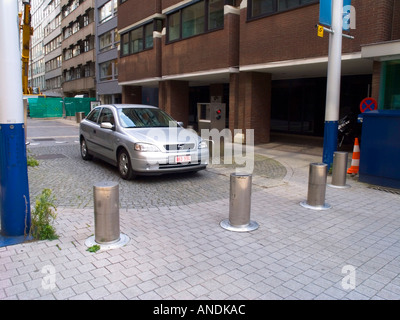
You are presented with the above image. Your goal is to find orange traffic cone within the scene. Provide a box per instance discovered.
[347,138,360,174]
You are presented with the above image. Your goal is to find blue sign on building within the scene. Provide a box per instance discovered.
[319,0,352,29]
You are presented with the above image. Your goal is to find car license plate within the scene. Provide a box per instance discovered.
[176,155,191,163]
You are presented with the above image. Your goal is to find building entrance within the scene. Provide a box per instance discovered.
[271,75,372,140]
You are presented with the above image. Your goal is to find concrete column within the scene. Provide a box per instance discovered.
[160,80,189,126]
[238,72,271,144]
[229,73,240,132]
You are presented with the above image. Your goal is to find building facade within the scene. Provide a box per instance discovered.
[117,0,400,143]
[29,0,47,93]
[43,0,63,97]
[95,0,122,104]
[61,0,96,97]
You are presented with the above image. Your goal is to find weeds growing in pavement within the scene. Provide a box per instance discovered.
[27,150,39,167]
[30,189,58,240]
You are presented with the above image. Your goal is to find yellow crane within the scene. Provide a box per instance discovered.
[19,0,42,95]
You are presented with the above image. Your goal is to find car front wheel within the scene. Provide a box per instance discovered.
[118,149,135,180]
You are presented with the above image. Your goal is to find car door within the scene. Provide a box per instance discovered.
[93,107,117,161]
[81,107,101,154]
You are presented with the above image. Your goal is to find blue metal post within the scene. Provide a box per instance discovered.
[322,0,343,169]
[0,0,31,239]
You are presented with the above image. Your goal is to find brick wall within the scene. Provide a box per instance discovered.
[239,0,398,66]
[161,0,183,11]
[240,3,328,66]
[162,28,230,76]
[161,11,239,76]
[118,0,161,30]
[119,37,162,82]
[159,81,189,125]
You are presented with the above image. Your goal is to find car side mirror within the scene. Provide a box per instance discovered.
[177,121,184,127]
[100,122,114,130]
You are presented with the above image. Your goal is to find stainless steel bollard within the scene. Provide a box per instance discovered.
[76,112,85,123]
[85,181,130,251]
[328,151,351,189]
[300,163,331,210]
[220,173,259,232]
[94,181,120,244]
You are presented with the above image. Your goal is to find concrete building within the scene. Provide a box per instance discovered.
[43,0,63,97]
[29,0,47,93]
[95,0,122,104]
[117,0,400,143]
[61,0,96,97]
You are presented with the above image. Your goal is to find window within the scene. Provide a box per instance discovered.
[64,26,72,39]
[83,39,90,52]
[121,33,129,55]
[44,35,61,54]
[83,14,89,27]
[248,0,317,19]
[120,21,161,56]
[46,76,62,89]
[99,1,112,23]
[45,55,62,72]
[75,67,81,79]
[130,28,143,53]
[99,108,115,125]
[99,31,113,52]
[72,45,80,57]
[86,107,101,123]
[209,0,224,30]
[65,69,72,81]
[145,24,154,49]
[166,0,224,43]
[99,61,113,80]
[99,0,117,24]
[182,1,205,38]
[72,21,80,34]
[84,64,91,77]
[64,48,73,60]
[168,12,180,42]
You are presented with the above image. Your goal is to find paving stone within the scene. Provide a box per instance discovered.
[2,119,399,300]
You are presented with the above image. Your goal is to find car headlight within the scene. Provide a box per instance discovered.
[198,140,208,149]
[134,143,161,152]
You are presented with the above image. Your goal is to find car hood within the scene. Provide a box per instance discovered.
[122,127,203,148]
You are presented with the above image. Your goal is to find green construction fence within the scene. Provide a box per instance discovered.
[28,97,96,118]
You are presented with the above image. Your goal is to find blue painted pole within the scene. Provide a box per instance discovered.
[322,0,343,169]
[0,0,31,237]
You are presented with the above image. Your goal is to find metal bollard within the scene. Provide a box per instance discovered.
[94,181,120,244]
[328,151,351,189]
[85,181,129,251]
[76,112,85,123]
[300,163,331,210]
[220,173,259,232]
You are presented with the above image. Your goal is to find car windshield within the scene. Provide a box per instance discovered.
[118,108,177,128]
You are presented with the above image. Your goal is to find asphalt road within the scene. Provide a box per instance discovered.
[26,118,287,209]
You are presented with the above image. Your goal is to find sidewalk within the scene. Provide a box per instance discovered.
[1,142,400,300]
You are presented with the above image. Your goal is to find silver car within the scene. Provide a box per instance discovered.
[79,104,209,180]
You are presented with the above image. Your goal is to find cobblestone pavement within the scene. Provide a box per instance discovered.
[25,118,287,209]
[27,143,287,209]
[1,118,400,301]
